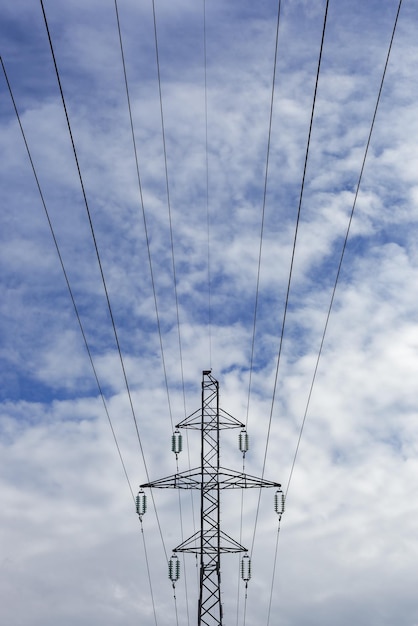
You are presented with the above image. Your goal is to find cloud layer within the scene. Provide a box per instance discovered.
[1,1,418,624]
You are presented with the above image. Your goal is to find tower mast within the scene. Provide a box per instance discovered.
[141,370,280,625]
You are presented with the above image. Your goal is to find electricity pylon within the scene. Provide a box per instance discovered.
[141,370,280,626]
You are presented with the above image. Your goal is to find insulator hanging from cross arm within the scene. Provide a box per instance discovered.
[241,554,251,584]
[136,490,147,521]
[274,488,285,518]
[171,430,182,458]
[168,553,180,585]
[239,429,249,455]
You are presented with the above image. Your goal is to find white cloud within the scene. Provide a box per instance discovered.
[1,1,418,624]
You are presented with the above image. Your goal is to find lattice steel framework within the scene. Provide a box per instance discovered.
[141,370,280,626]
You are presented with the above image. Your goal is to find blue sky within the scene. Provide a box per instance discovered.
[1,1,418,625]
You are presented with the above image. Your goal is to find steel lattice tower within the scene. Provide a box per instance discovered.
[141,370,280,626]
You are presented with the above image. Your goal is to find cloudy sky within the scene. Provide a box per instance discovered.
[1,0,418,624]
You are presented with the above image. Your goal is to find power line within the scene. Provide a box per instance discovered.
[39,0,146,472]
[237,2,283,622]
[241,2,331,622]
[249,0,330,558]
[265,0,330,477]
[284,0,404,499]
[113,0,175,432]
[148,6,197,622]
[39,0,170,574]
[203,0,212,369]
[151,0,188,420]
[138,521,160,626]
[114,4,193,623]
[9,0,190,611]
[245,0,329,623]
[2,52,160,625]
[266,0,404,620]
[245,0,282,430]
[0,55,134,502]
[266,518,282,626]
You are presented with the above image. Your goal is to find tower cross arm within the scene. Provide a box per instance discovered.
[174,529,247,554]
[218,467,280,489]
[140,467,280,490]
[140,468,201,489]
[176,408,245,430]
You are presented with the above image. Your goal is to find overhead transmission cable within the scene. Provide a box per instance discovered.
[39,0,169,568]
[138,519,159,626]
[0,55,159,626]
[247,0,330,561]
[40,0,146,470]
[284,0,404,499]
[245,0,282,432]
[115,3,193,621]
[113,0,175,433]
[265,515,283,626]
[150,3,199,621]
[203,0,212,368]
[266,2,404,624]
[151,0,188,421]
[0,56,134,504]
[237,2,283,624]
[0,52,157,626]
[257,1,330,622]
[242,5,330,622]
